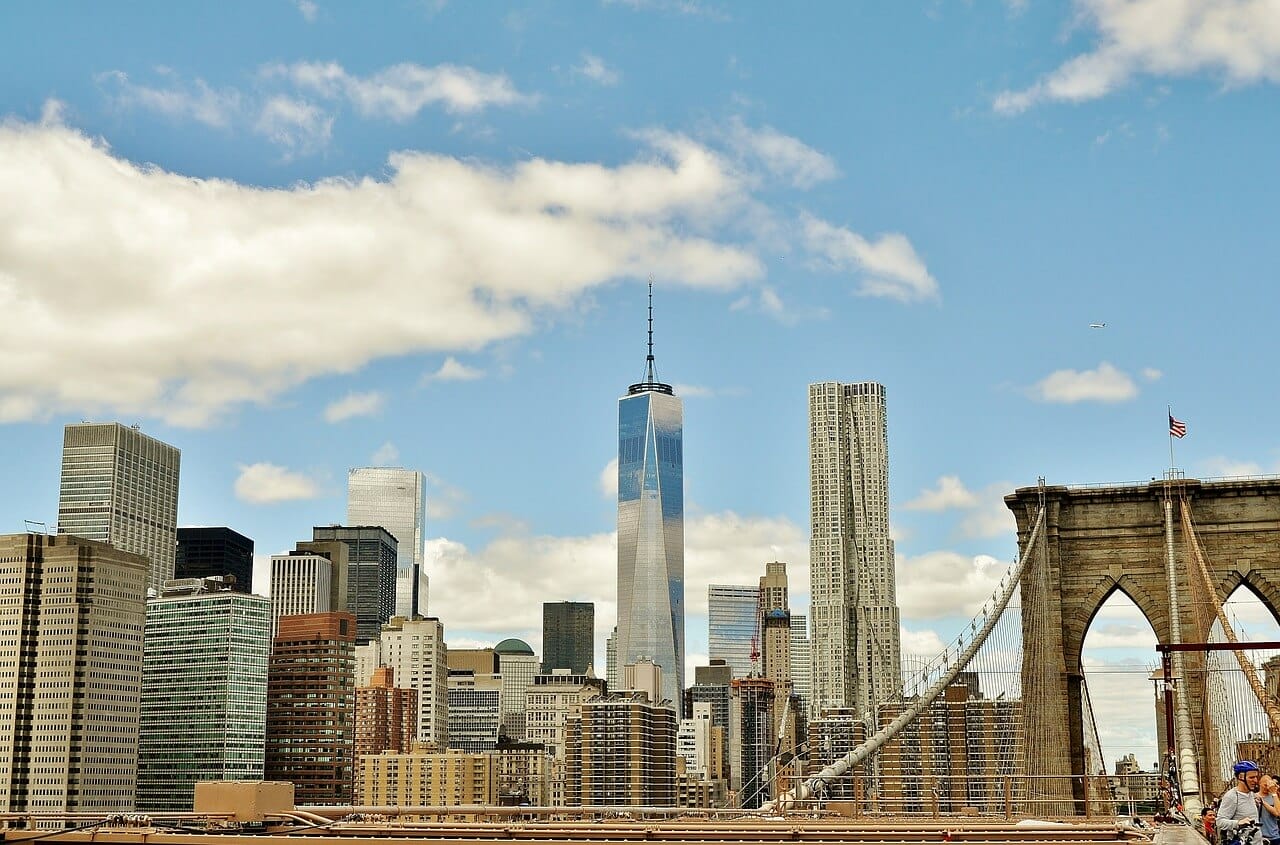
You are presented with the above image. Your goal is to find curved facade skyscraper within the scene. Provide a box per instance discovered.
[616,290,684,712]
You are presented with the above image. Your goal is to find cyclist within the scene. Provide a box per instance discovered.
[1218,761,1263,845]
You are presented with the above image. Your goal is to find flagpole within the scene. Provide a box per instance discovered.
[1168,405,1176,470]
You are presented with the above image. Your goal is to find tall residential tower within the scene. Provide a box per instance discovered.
[347,468,426,618]
[808,381,901,718]
[616,286,684,712]
[56,422,180,593]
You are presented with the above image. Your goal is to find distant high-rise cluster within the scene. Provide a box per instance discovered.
[808,381,902,718]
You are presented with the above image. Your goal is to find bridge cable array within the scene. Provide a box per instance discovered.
[763,502,1047,813]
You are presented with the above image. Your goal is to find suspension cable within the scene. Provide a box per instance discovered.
[1179,496,1280,736]
[763,503,1046,813]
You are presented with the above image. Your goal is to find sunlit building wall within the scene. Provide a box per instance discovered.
[347,468,426,619]
[56,422,180,593]
[809,381,901,717]
[617,363,684,714]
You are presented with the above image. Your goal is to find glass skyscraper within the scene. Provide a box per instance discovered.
[616,292,684,712]
[346,468,426,619]
[137,579,271,811]
[707,585,759,678]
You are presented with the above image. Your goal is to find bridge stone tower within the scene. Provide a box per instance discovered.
[1006,478,1280,806]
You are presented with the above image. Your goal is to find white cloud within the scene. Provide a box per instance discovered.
[900,626,948,659]
[97,70,241,128]
[426,509,807,666]
[904,475,979,512]
[423,357,486,384]
[802,213,939,303]
[255,96,333,155]
[269,60,534,119]
[322,390,384,422]
[575,53,620,86]
[897,551,1010,620]
[40,98,67,126]
[994,0,1280,113]
[234,462,322,504]
[1200,456,1273,478]
[0,121,764,425]
[1141,367,1163,381]
[725,119,839,189]
[959,482,1017,539]
[1031,361,1138,403]
[370,441,400,465]
[295,0,318,21]
[729,285,826,325]
[606,0,729,20]
[599,457,619,499]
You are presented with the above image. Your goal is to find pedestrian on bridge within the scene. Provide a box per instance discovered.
[1257,774,1280,845]
[1217,761,1263,845]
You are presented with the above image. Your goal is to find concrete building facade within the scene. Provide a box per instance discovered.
[565,692,677,807]
[0,534,148,812]
[379,617,449,747]
[56,422,180,593]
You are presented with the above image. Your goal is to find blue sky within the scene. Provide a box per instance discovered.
[4,0,1280,770]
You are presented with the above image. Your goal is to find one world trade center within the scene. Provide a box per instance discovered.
[616,285,684,713]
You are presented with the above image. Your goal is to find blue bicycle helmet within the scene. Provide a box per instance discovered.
[1234,760,1260,777]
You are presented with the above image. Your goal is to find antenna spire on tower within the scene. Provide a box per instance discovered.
[627,276,674,396]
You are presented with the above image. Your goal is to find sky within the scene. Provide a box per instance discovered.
[4,0,1280,773]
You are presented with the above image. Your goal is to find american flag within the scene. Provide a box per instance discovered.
[1169,414,1187,438]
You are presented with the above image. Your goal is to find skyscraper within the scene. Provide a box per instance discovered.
[265,612,357,805]
[808,381,902,718]
[56,422,180,593]
[616,287,684,713]
[379,616,449,747]
[542,601,595,674]
[138,578,271,811]
[175,527,253,592]
[0,533,148,812]
[789,613,811,716]
[347,468,426,618]
[310,526,398,644]
[708,585,759,678]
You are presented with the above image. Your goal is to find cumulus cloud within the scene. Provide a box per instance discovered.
[1141,367,1163,382]
[725,119,839,189]
[97,69,241,128]
[960,482,1017,539]
[904,475,979,511]
[234,462,323,503]
[295,0,318,21]
[1031,361,1138,403]
[0,121,766,425]
[268,60,534,119]
[599,457,619,499]
[426,509,807,665]
[575,53,620,86]
[994,0,1280,113]
[897,551,1011,620]
[423,357,486,384]
[255,95,333,155]
[323,390,384,422]
[1201,456,1266,477]
[803,213,939,303]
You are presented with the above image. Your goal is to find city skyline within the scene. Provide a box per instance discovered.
[6,2,1280,770]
